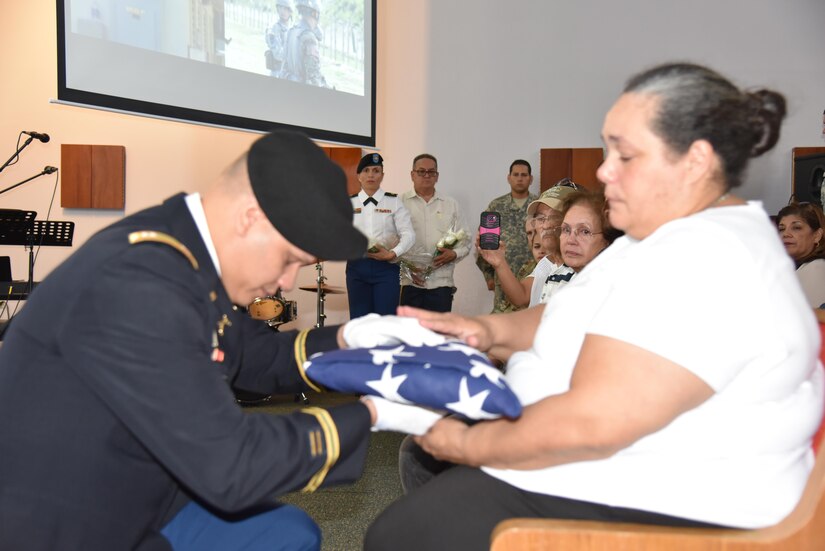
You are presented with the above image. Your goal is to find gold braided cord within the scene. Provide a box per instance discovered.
[127,231,199,270]
[299,407,340,493]
[294,329,323,393]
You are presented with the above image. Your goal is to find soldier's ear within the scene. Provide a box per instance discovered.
[236,199,266,237]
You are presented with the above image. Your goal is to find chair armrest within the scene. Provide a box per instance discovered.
[490,518,775,551]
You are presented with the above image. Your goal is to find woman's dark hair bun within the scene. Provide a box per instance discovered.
[748,90,787,157]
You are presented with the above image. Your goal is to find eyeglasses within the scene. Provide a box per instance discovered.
[555,224,603,240]
[554,177,583,191]
[413,169,439,177]
[530,214,562,226]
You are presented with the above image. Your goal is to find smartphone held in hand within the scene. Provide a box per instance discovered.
[479,211,501,250]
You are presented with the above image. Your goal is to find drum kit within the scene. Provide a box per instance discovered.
[236,261,345,406]
[297,261,346,328]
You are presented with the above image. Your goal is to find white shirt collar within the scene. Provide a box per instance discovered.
[184,192,221,276]
[358,188,385,202]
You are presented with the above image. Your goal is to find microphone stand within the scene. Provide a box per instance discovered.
[0,136,34,174]
[0,167,57,196]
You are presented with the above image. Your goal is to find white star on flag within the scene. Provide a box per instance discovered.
[469,360,506,387]
[303,343,523,419]
[366,365,411,403]
[437,341,485,358]
[370,345,415,366]
[445,377,498,419]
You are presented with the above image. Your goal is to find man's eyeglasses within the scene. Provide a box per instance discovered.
[554,224,603,240]
[530,215,562,225]
[554,177,583,191]
[413,169,439,178]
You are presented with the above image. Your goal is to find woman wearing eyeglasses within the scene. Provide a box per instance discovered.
[776,202,825,311]
[536,190,621,304]
[365,63,822,551]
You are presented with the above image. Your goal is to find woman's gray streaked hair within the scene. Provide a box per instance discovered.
[624,63,787,189]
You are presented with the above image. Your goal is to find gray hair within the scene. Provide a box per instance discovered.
[624,63,786,189]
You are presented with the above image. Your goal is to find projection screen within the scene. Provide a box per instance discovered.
[57,0,376,146]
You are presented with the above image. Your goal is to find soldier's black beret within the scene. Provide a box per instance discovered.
[357,152,384,174]
[247,131,366,261]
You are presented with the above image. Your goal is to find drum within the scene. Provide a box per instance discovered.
[247,292,297,327]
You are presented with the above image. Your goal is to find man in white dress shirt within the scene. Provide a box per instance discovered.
[399,154,470,312]
[347,153,415,318]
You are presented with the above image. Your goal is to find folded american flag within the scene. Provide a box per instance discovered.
[304,342,522,419]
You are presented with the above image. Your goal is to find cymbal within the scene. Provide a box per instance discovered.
[298,284,346,294]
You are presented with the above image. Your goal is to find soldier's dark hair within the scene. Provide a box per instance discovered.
[412,153,438,169]
[624,63,786,189]
[509,159,532,175]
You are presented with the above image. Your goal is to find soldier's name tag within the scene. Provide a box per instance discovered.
[376,208,392,213]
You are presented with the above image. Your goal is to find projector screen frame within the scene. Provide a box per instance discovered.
[56,0,377,147]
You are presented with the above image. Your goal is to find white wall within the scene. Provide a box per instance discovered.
[380,0,825,316]
[2,0,824,324]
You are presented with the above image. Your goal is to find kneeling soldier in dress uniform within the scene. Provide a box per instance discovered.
[0,131,378,551]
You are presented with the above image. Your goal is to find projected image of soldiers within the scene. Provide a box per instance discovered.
[280,0,329,88]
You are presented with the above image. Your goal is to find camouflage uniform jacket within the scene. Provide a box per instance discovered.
[265,20,290,73]
[279,19,327,87]
[475,192,537,313]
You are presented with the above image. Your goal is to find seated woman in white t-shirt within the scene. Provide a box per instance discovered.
[777,202,825,312]
[365,63,823,551]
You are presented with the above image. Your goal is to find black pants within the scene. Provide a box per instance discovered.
[365,465,727,551]
[398,434,454,494]
[399,285,454,312]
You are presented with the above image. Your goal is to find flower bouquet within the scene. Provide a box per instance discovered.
[398,252,436,286]
[434,228,468,256]
[399,226,468,286]
[366,236,399,255]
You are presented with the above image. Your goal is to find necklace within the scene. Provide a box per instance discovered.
[713,192,730,206]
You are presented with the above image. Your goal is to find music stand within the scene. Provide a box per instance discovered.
[0,209,36,244]
[0,209,74,294]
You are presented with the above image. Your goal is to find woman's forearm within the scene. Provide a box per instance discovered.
[495,263,530,307]
[478,306,544,359]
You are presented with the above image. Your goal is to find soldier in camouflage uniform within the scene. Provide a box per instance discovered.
[279,0,328,87]
[475,159,538,313]
[264,0,293,76]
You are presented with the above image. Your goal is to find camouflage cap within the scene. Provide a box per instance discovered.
[527,185,578,216]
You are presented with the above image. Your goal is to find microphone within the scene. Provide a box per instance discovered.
[43,166,58,174]
[23,131,50,143]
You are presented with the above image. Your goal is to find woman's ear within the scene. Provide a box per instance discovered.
[685,139,715,181]
[814,227,824,247]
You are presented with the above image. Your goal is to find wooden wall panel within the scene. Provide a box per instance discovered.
[60,144,92,208]
[540,148,604,192]
[539,149,572,193]
[61,144,125,209]
[323,146,362,196]
[91,146,125,209]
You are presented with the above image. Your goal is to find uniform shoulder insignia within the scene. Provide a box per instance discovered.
[128,231,199,270]
[385,192,397,197]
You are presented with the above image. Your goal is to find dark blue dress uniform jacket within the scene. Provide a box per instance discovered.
[0,194,371,550]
